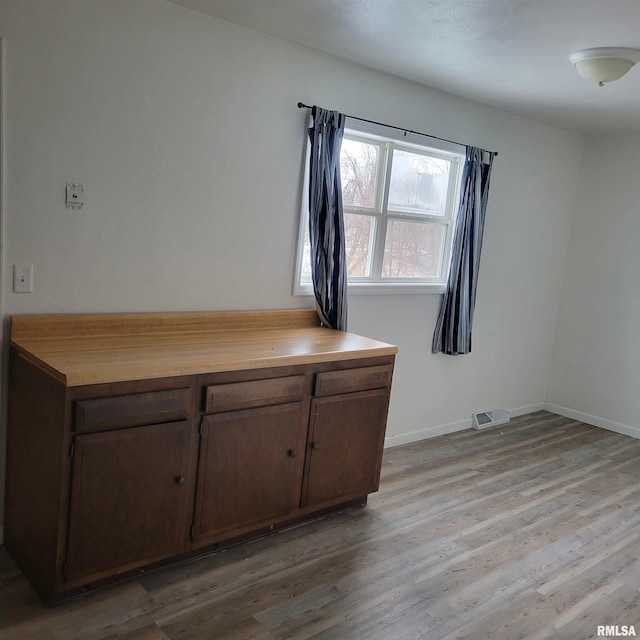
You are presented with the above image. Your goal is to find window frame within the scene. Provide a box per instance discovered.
[293,118,465,296]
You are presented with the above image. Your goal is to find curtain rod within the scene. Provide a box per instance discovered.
[297,102,497,157]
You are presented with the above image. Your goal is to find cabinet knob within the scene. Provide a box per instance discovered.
[311,442,320,451]
[287,449,297,458]
[175,476,186,486]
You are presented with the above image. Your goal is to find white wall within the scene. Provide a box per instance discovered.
[547,135,640,439]
[356,111,585,445]
[0,0,585,528]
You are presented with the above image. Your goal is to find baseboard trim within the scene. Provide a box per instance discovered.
[384,402,545,448]
[544,403,640,440]
[384,419,469,448]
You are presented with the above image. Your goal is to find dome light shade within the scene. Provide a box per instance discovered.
[570,47,640,86]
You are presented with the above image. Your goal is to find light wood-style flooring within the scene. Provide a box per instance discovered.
[2,411,640,639]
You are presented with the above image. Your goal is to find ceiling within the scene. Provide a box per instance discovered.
[165,0,640,135]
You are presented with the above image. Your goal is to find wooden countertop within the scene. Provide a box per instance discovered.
[10,309,398,386]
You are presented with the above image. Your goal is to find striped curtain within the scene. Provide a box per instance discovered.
[432,146,496,355]
[307,106,348,331]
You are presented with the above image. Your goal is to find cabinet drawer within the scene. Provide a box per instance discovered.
[204,376,305,413]
[314,365,393,397]
[74,388,192,433]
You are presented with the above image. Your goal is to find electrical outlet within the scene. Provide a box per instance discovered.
[13,264,34,293]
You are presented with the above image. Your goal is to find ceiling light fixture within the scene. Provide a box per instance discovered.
[570,47,640,86]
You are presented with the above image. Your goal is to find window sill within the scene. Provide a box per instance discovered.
[293,282,446,296]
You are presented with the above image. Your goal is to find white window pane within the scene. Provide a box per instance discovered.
[388,149,451,216]
[340,139,380,209]
[345,213,374,277]
[299,213,373,282]
[382,220,445,278]
[300,230,312,283]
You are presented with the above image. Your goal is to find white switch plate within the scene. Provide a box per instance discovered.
[13,264,34,293]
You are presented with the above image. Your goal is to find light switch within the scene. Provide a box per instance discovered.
[13,264,34,293]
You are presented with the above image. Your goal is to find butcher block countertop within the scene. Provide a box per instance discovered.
[10,309,398,387]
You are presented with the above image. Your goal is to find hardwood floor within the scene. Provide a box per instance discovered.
[2,411,640,639]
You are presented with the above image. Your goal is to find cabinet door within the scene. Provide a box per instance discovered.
[302,389,389,507]
[65,421,192,584]
[193,402,307,545]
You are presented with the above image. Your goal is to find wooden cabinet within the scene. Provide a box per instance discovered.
[303,365,392,507]
[65,421,193,585]
[74,388,192,432]
[303,389,390,507]
[193,373,312,546]
[4,310,396,604]
[193,402,308,545]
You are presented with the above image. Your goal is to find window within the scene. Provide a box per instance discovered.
[294,120,465,295]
